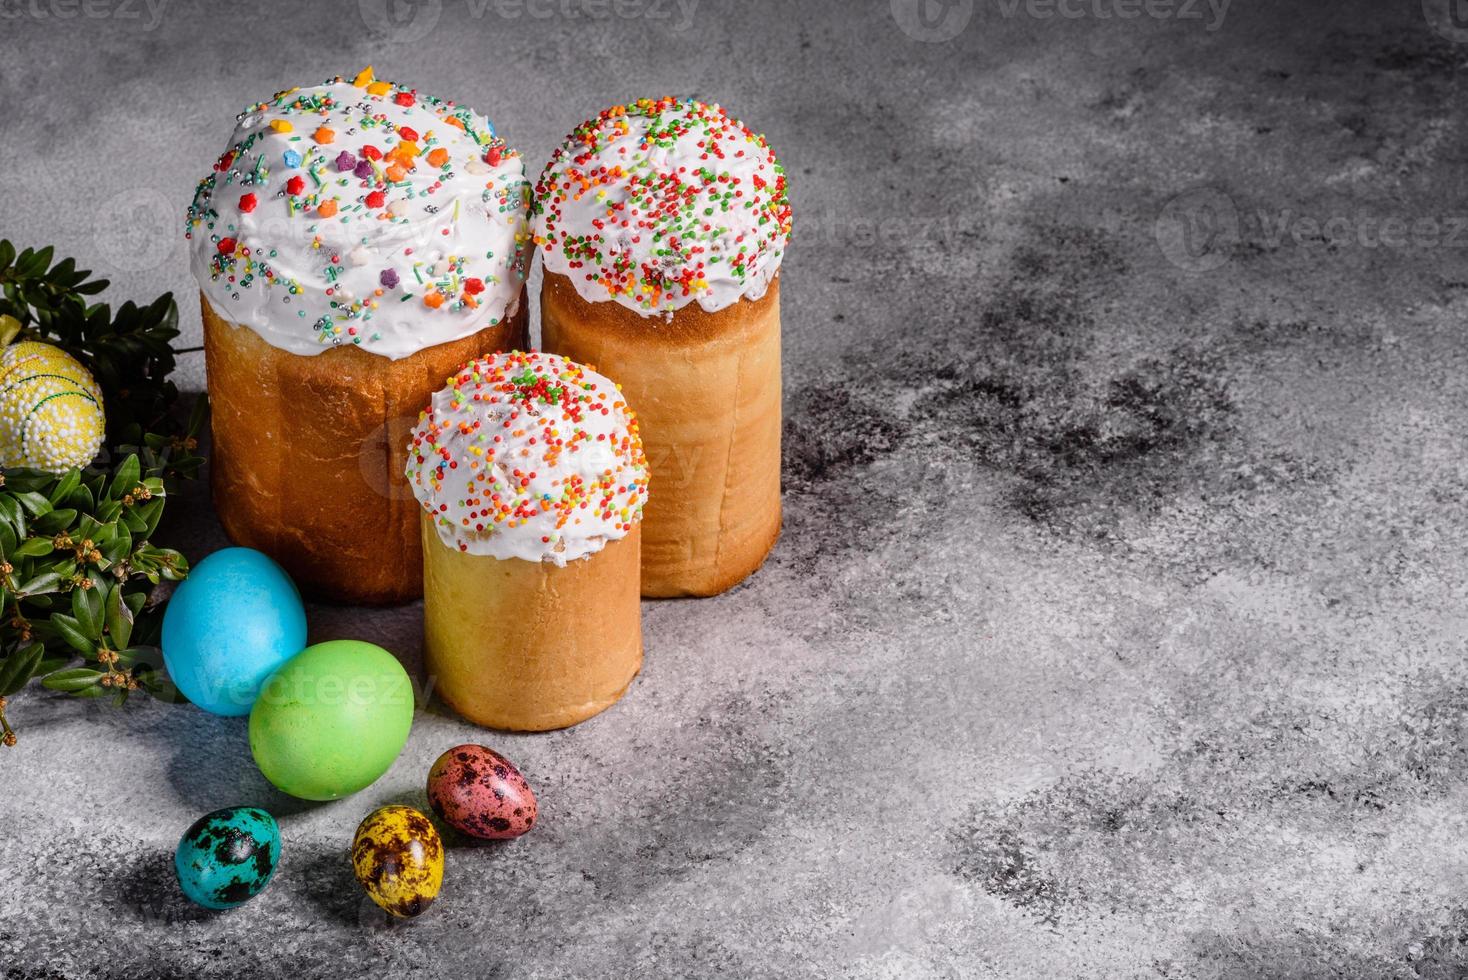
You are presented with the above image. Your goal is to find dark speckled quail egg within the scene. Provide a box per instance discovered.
[426,744,538,840]
[174,806,280,910]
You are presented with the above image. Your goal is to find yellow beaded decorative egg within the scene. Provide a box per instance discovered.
[0,340,106,473]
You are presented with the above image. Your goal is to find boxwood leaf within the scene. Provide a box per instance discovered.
[14,492,52,517]
[49,613,96,655]
[0,642,44,695]
[105,586,134,649]
[11,537,56,559]
[41,667,103,692]
[47,468,81,506]
[108,455,141,500]
[72,585,103,637]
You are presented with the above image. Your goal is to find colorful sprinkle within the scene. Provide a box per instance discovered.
[405,351,649,564]
[532,98,791,316]
[184,69,532,358]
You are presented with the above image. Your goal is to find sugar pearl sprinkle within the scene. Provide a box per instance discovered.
[185,67,530,360]
[406,351,649,565]
[532,97,792,317]
[0,342,106,474]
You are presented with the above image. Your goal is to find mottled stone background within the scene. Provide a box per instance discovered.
[3,0,1467,977]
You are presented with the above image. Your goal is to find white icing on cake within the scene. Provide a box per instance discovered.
[186,68,529,359]
[532,98,791,318]
[405,351,649,564]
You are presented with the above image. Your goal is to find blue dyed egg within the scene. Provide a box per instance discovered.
[174,805,281,910]
[162,547,307,716]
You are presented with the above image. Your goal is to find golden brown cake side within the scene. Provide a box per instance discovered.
[420,515,643,732]
[540,271,782,597]
[201,292,527,604]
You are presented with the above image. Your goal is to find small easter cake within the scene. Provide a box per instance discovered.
[533,97,791,598]
[407,350,648,731]
[185,67,531,604]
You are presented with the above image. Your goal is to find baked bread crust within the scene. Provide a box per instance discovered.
[421,518,643,731]
[201,291,528,604]
[540,271,781,597]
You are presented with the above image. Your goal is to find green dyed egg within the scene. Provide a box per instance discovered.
[248,640,415,800]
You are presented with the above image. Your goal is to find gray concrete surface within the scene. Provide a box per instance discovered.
[4,0,1468,976]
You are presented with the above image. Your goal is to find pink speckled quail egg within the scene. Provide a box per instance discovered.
[426,744,537,840]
